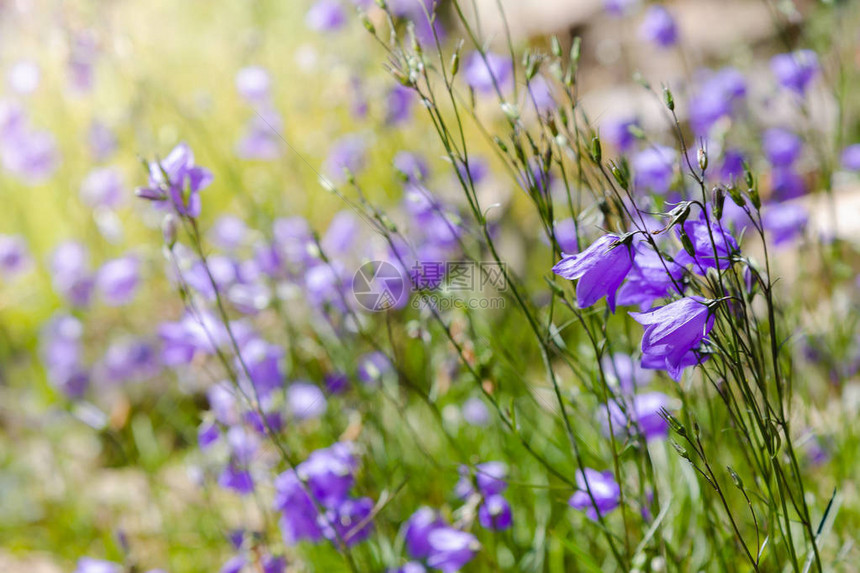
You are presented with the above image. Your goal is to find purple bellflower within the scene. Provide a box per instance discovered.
[639,6,678,48]
[569,468,621,521]
[137,142,213,218]
[770,50,819,95]
[630,296,715,380]
[552,234,635,312]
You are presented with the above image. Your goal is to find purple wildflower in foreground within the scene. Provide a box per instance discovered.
[841,144,860,171]
[569,468,621,521]
[553,234,635,313]
[136,142,213,218]
[631,296,715,380]
[462,51,513,95]
[639,5,678,48]
[770,50,819,95]
[425,527,480,573]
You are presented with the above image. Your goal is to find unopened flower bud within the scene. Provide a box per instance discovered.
[727,183,745,207]
[663,86,675,111]
[680,230,696,257]
[590,136,602,164]
[697,148,708,171]
[712,186,725,220]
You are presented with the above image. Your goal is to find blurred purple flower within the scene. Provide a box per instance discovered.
[88,120,116,161]
[602,117,639,153]
[287,382,327,420]
[601,352,654,394]
[323,210,361,255]
[96,337,159,384]
[603,392,671,441]
[763,128,802,167]
[569,468,621,520]
[478,494,513,530]
[219,555,246,573]
[306,0,347,32]
[394,151,429,182]
[73,558,122,573]
[219,462,255,495]
[236,66,271,103]
[239,339,285,399]
[80,167,124,208]
[96,256,140,306]
[462,396,490,426]
[463,52,513,95]
[386,84,415,125]
[50,241,94,308]
[762,202,808,246]
[325,134,367,183]
[675,213,739,271]
[0,235,31,277]
[320,496,375,546]
[198,420,220,450]
[639,6,678,48]
[689,68,747,135]
[405,507,446,559]
[770,167,806,201]
[425,527,480,573]
[357,351,392,385]
[770,50,819,95]
[841,144,860,171]
[633,145,676,194]
[137,142,213,218]
[553,234,635,312]
[210,215,248,251]
[41,314,89,398]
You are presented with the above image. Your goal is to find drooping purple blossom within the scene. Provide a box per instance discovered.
[604,0,640,17]
[219,554,246,573]
[198,420,220,450]
[639,6,678,48]
[770,50,819,95]
[552,234,635,312]
[274,471,325,545]
[238,339,285,399]
[569,468,621,521]
[218,462,255,495]
[630,296,715,380]
[262,555,286,573]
